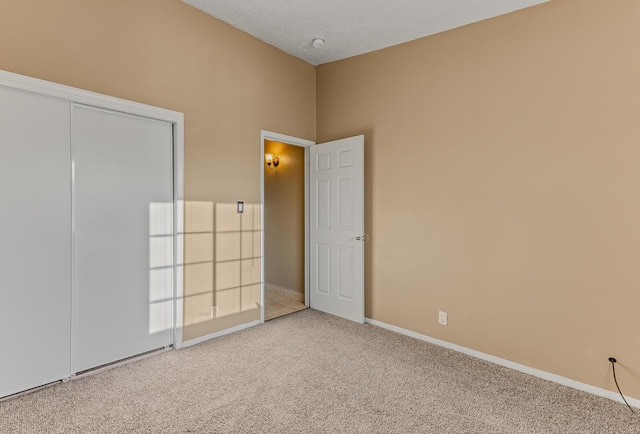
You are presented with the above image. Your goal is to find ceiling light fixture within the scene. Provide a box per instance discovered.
[312,38,324,48]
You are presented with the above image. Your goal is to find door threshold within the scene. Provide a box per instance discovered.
[73,346,173,380]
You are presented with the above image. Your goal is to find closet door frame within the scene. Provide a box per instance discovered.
[0,70,186,349]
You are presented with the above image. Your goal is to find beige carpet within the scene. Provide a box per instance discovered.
[0,309,637,433]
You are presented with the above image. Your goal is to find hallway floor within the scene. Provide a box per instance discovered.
[265,292,307,321]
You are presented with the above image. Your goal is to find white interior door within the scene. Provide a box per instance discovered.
[310,135,364,322]
[0,88,72,397]
[71,105,174,373]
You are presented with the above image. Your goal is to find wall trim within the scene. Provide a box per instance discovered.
[261,130,315,148]
[364,317,640,409]
[265,283,305,303]
[182,320,260,348]
[0,70,182,123]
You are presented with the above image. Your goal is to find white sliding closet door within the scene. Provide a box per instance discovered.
[71,105,173,373]
[0,88,72,397]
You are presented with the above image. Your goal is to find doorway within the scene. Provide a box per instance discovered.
[260,131,313,322]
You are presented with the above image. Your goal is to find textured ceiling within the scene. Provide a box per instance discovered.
[183,0,548,65]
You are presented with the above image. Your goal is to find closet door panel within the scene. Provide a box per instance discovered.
[0,87,72,398]
[72,105,173,373]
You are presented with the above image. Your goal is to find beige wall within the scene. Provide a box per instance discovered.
[0,0,315,341]
[264,140,305,294]
[4,0,639,402]
[317,0,640,399]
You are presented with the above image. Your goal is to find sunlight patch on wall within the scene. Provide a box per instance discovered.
[149,202,174,334]
[182,201,262,327]
[214,203,262,318]
[183,201,214,326]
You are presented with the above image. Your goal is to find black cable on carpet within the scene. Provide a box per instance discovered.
[609,357,635,414]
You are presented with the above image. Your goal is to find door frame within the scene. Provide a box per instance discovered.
[0,70,186,349]
[260,130,315,323]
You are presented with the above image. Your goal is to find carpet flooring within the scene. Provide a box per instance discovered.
[0,309,637,433]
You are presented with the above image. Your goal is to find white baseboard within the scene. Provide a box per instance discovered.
[182,320,260,348]
[364,317,640,409]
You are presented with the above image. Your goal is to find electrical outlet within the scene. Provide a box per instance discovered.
[211,306,218,319]
[438,311,448,326]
